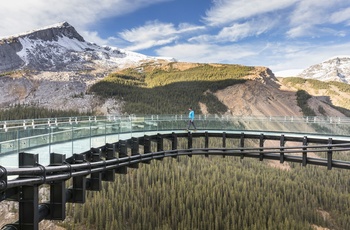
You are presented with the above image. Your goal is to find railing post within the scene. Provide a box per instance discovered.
[116,140,128,174]
[156,133,164,160]
[205,131,209,157]
[171,132,178,159]
[47,153,66,221]
[129,137,139,168]
[143,135,151,164]
[240,133,245,159]
[280,135,285,163]
[187,131,192,157]
[302,136,308,166]
[66,154,86,203]
[102,143,116,181]
[87,148,102,191]
[222,132,226,158]
[222,132,226,148]
[259,134,264,161]
[14,152,40,230]
[327,138,333,170]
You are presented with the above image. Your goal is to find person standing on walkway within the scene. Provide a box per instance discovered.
[187,107,197,130]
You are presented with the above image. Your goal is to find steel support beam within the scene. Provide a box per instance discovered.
[102,143,116,181]
[280,135,285,164]
[13,152,40,230]
[302,136,308,166]
[129,137,139,168]
[327,138,333,170]
[240,133,245,159]
[187,132,192,157]
[156,133,164,160]
[222,132,226,158]
[87,148,102,191]
[259,134,264,161]
[66,154,86,203]
[116,140,128,174]
[171,132,178,159]
[205,132,209,157]
[143,135,151,164]
[46,153,66,221]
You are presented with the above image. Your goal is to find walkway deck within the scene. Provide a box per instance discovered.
[2,129,350,167]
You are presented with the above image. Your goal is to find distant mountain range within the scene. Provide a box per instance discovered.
[0,22,349,118]
[0,22,349,84]
[298,56,350,83]
[0,22,174,73]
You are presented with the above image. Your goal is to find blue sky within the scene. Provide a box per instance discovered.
[1,0,350,75]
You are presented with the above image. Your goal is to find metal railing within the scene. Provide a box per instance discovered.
[1,115,350,157]
[1,115,350,229]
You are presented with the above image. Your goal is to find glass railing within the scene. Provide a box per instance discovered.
[0,115,349,156]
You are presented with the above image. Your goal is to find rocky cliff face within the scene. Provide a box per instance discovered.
[0,38,25,71]
[0,22,173,115]
[0,22,164,73]
[23,22,85,42]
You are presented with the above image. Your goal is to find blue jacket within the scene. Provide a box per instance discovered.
[189,110,194,121]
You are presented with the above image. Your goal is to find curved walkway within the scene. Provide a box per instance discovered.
[1,115,350,230]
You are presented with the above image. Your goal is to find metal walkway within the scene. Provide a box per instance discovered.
[1,115,350,230]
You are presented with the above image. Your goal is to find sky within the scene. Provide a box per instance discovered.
[1,0,350,76]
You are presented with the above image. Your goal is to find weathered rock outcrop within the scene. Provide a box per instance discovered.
[0,39,24,71]
[24,22,85,42]
[0,22,159,73]
[298,57,350,83]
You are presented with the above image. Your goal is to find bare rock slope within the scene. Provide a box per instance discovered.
[0,22,173,114]
[214,67,348,118]
[0,70,123,115]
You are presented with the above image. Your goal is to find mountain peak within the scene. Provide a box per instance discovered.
[1,21,83,43]
[298,56,350,83]
[0,22,171,73]
[19,21,84,42]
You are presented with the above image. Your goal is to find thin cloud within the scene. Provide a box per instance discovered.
[155,40,350,72]
[119,20,205,51]
[156,43,257,64]
[203,0,350,40]
[189,17,277,46]
[329,7,350,24]
[203,0,298,26]
[287,1,350,38]
[0,0,169,38]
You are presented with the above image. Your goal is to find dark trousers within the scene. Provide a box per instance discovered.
[187,120,196,129]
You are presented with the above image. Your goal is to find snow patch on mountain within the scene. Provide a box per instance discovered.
[0,21,175,73]
[0,22,177,115]
[298,56,350,83]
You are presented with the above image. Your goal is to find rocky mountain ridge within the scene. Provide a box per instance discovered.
[0,22,175,114]
[0,22,349,118]
[0,21,174,73]
[298,56,350,83]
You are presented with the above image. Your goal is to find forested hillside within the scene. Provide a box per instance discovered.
[88,62,350,118]
[62,140,350,230]
[89,63,252,114]
[280,77,350,117]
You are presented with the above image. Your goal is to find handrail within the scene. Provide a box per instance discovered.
[1,115,350,131]
[1,115,350,157]
[1,115,350,229]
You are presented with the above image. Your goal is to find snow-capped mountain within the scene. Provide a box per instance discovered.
[0,22,174,72]
[297,56,350,83]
